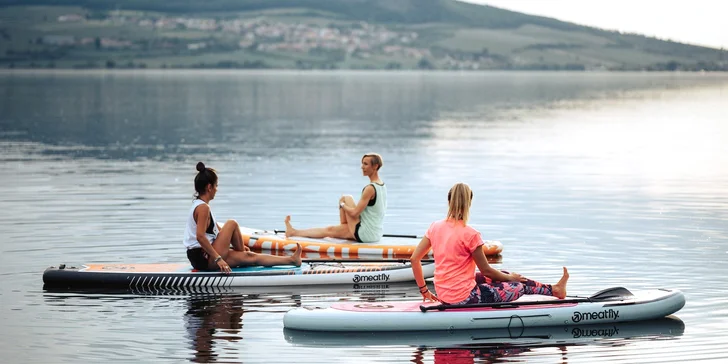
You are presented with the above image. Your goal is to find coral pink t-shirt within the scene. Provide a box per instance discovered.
[425,219,484,304]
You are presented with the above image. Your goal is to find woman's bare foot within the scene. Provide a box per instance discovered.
[552,267,569,299]
[291,243,302,267]
[284,215,297,238]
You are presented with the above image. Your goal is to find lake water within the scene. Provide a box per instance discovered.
[1,70,727,363]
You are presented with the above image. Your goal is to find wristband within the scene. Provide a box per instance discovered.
[214,256,222,263]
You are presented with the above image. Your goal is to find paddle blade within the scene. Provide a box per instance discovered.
[590,287,634,301]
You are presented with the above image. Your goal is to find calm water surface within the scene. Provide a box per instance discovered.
[1,70,727,363]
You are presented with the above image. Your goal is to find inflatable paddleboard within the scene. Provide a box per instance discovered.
[240,226,503,258]
[43,281,423,297]
[283,287,685,331]
[284,316,684,346]
[43,261,435,289]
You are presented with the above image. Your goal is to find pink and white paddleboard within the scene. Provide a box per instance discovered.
[284,288,685,331]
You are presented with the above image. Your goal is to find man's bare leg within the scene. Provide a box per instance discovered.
[338,195,355,224]
[285,216,355,240]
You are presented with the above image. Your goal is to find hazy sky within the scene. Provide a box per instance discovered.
[462,0,728,49]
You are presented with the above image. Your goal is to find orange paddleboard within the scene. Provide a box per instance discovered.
[240,227,503,259]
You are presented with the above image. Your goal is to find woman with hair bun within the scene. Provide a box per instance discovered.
[410,182,569,304]
[183,162,301,273]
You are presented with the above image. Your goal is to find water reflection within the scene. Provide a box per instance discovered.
[418,346,568,364]
[2,70,726,161]
[6,71,727,363]
[286,317,684,363]
[185,294,246,363]
[42,283,425,362]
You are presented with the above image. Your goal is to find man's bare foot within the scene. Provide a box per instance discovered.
[291,243,302,267]
[284,215,297,238]
[552,267,569,299]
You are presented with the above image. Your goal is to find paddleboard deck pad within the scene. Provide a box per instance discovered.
[43,261,435,289]
[283,287,685,331]
[240,226,503,258]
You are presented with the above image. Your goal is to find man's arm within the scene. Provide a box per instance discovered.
[342,185,375,218]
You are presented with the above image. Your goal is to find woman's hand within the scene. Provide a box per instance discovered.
[420,288,442,303]
[216,257,232,274]
[508,272,527,282]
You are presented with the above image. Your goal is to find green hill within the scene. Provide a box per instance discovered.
[1,0,725,70]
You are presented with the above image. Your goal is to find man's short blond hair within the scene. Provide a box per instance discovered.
[362,153,383,171]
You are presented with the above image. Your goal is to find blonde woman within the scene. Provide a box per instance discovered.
[410,182,569,304]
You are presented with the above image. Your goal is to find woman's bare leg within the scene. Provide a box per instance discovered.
[224,243,303,267]
[207,222,250,269]
[218,219,249,252]
[551,267,569,299]
[230,221,250,251]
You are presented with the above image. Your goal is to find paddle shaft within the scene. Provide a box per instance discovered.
[420,297,595,312]
[383,234,421,239]
[271,230,420,239]
[420,287,632,312]
[304,259,433,263]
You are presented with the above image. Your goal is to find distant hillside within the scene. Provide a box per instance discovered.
[0,0,589,28]
[0,0,725,70]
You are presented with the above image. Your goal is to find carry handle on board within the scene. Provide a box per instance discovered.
[419,287,635,312]
[272,230,421,239]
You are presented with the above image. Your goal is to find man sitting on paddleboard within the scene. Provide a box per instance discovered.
[410,182,569,304]
[285,153,387,243]
[184,162,302,273]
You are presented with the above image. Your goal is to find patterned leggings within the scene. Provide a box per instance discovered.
[453,271,553,305]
